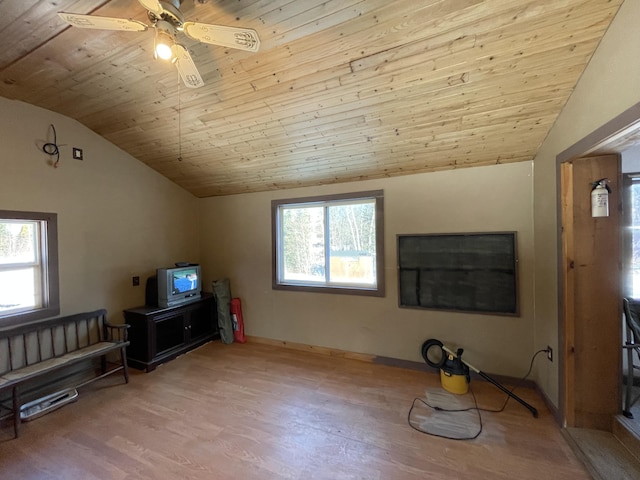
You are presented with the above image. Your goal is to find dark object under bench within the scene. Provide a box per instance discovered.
[0,309,129,438]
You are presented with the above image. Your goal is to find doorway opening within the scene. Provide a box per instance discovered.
[557,102,640,454]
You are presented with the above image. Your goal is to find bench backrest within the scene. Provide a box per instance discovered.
[0,309,109,375]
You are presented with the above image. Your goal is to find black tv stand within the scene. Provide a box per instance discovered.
[123,292,218,372]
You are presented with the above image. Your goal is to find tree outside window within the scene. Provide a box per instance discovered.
[0,211,59,326]
[272,191,384,296]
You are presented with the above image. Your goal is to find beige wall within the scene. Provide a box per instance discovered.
[0,97,200,321]
[200,161,536,377]
[533,0,640,407]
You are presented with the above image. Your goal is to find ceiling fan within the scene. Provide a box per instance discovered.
[57,0,261,88]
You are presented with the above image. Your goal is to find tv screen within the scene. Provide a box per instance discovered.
[172,268,198,294]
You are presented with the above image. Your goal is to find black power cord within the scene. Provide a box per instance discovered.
[407,349,548,440]
[42,124,60,168]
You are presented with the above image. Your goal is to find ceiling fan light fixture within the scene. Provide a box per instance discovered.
[59,1,260,89]
[155,40,173,60]
[154,20,176,61]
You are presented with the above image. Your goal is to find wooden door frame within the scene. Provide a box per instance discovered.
[556,102,640,427]
[559,162,576,426]
[560,155,621,429]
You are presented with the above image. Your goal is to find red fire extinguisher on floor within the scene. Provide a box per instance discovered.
[230,298,246,343]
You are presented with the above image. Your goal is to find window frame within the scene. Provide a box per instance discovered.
[0,210,60,327]
[623,173,640,298]
[271,190,385,297]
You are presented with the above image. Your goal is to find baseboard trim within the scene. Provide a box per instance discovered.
[245,336,376,362]
[536,382,561,425]
[245,335,536,389]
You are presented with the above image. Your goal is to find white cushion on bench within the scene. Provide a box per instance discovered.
[0,341,119,386]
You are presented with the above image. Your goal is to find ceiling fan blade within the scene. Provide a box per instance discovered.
[58,12,148,31]
[182,22,260,52]
[172,44,205,89]
[137,0,164,17]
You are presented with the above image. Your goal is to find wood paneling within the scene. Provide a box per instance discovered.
[0,0,624,197]
[561,155,622,430]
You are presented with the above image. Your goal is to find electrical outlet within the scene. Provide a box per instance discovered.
[546,346,553,362]
[72,147,83,160]
[132,276,140,286]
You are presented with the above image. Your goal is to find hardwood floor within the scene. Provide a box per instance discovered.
[0,341,591,480]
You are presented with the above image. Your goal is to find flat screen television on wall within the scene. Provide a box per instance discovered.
[397,232,518,316]
[157,264,202,308]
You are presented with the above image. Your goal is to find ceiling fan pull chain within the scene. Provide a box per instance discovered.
[178,70,182,162]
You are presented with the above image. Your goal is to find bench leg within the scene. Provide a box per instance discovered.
[12,386,20,438]
[121,346,129,384]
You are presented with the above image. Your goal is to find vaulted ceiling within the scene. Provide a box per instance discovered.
[0,0,624,197]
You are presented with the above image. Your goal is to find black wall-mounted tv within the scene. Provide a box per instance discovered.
[397,232,518,316]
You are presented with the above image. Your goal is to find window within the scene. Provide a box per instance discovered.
[272,190,384,296]
[624,174,640,298]
[0,210,59,326]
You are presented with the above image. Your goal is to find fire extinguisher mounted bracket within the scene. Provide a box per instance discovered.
[590,178,611,193]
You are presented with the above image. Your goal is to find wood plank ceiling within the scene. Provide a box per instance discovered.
[0,0,624,197]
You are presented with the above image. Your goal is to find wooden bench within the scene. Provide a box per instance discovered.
[0,309,129,438]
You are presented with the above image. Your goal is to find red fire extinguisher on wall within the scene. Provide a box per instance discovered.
[230,298,246,343]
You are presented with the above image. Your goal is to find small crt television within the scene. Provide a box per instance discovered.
[157,264,202,308]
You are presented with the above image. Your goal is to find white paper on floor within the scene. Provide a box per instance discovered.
[409,387,481,439]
